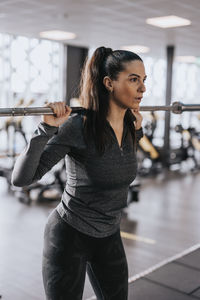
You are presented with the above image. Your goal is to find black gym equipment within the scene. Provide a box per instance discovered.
[137,116,200,176]
[174,124,200,170]
[137,127,199,177]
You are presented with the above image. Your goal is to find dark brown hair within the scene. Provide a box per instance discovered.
[79,46,143,154]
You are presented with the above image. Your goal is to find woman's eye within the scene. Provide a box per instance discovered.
[130,78,138,82]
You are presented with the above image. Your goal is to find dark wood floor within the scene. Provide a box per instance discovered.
[1,170,200,300]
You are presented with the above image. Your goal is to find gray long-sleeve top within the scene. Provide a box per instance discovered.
[12,113,143,237]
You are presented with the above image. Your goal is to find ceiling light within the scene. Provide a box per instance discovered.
[176,56,196,63]
[121,45,150,54]
[146,15,191,28]
[39,30,76,41]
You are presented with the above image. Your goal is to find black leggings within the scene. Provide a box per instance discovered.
[42,209,128,300]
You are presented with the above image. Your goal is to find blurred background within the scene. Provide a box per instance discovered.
[0,1,200,299]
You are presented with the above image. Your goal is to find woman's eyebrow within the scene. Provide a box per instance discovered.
[128,73,147,79]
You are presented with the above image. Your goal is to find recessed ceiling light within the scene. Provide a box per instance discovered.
[176,56,196,63]
[121,45,150,54]
[39,30,76,41]
[146,15,191,28]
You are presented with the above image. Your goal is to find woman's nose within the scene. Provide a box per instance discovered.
[139,82,146,93]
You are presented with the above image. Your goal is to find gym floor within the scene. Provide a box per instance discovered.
[1,170,200,300]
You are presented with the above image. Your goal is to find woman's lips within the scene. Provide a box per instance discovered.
[135,97,142,103]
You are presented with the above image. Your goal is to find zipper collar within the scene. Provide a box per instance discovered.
[106,119,127,153]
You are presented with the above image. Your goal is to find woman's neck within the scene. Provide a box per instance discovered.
[106,100,126,128]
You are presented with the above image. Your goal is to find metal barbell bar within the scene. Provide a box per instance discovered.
[0,102,200,117]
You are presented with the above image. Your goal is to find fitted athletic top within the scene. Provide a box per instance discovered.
[12,112,143,237]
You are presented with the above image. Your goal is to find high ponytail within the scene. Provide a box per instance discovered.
[79,47,113,154]
[80,46,112,111]
[79,46,143,155]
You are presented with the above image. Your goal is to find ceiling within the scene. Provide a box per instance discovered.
[0,0,200,58]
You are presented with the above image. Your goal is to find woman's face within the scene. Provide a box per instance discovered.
[111,60,146,110]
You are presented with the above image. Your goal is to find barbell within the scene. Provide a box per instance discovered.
[0,101,200,117]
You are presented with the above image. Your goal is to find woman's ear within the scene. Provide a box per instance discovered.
[103,76,113,92]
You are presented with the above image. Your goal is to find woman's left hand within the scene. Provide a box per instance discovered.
[131,108,143,130]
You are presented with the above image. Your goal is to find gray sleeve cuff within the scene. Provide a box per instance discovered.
[135,127,144,144]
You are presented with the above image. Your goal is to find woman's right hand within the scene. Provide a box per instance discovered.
[42,101,72,127]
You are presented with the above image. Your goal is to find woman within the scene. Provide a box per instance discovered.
[12,46,146,300]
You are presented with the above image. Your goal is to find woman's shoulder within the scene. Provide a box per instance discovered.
[56,113,86,147]
[60,113,85,131]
